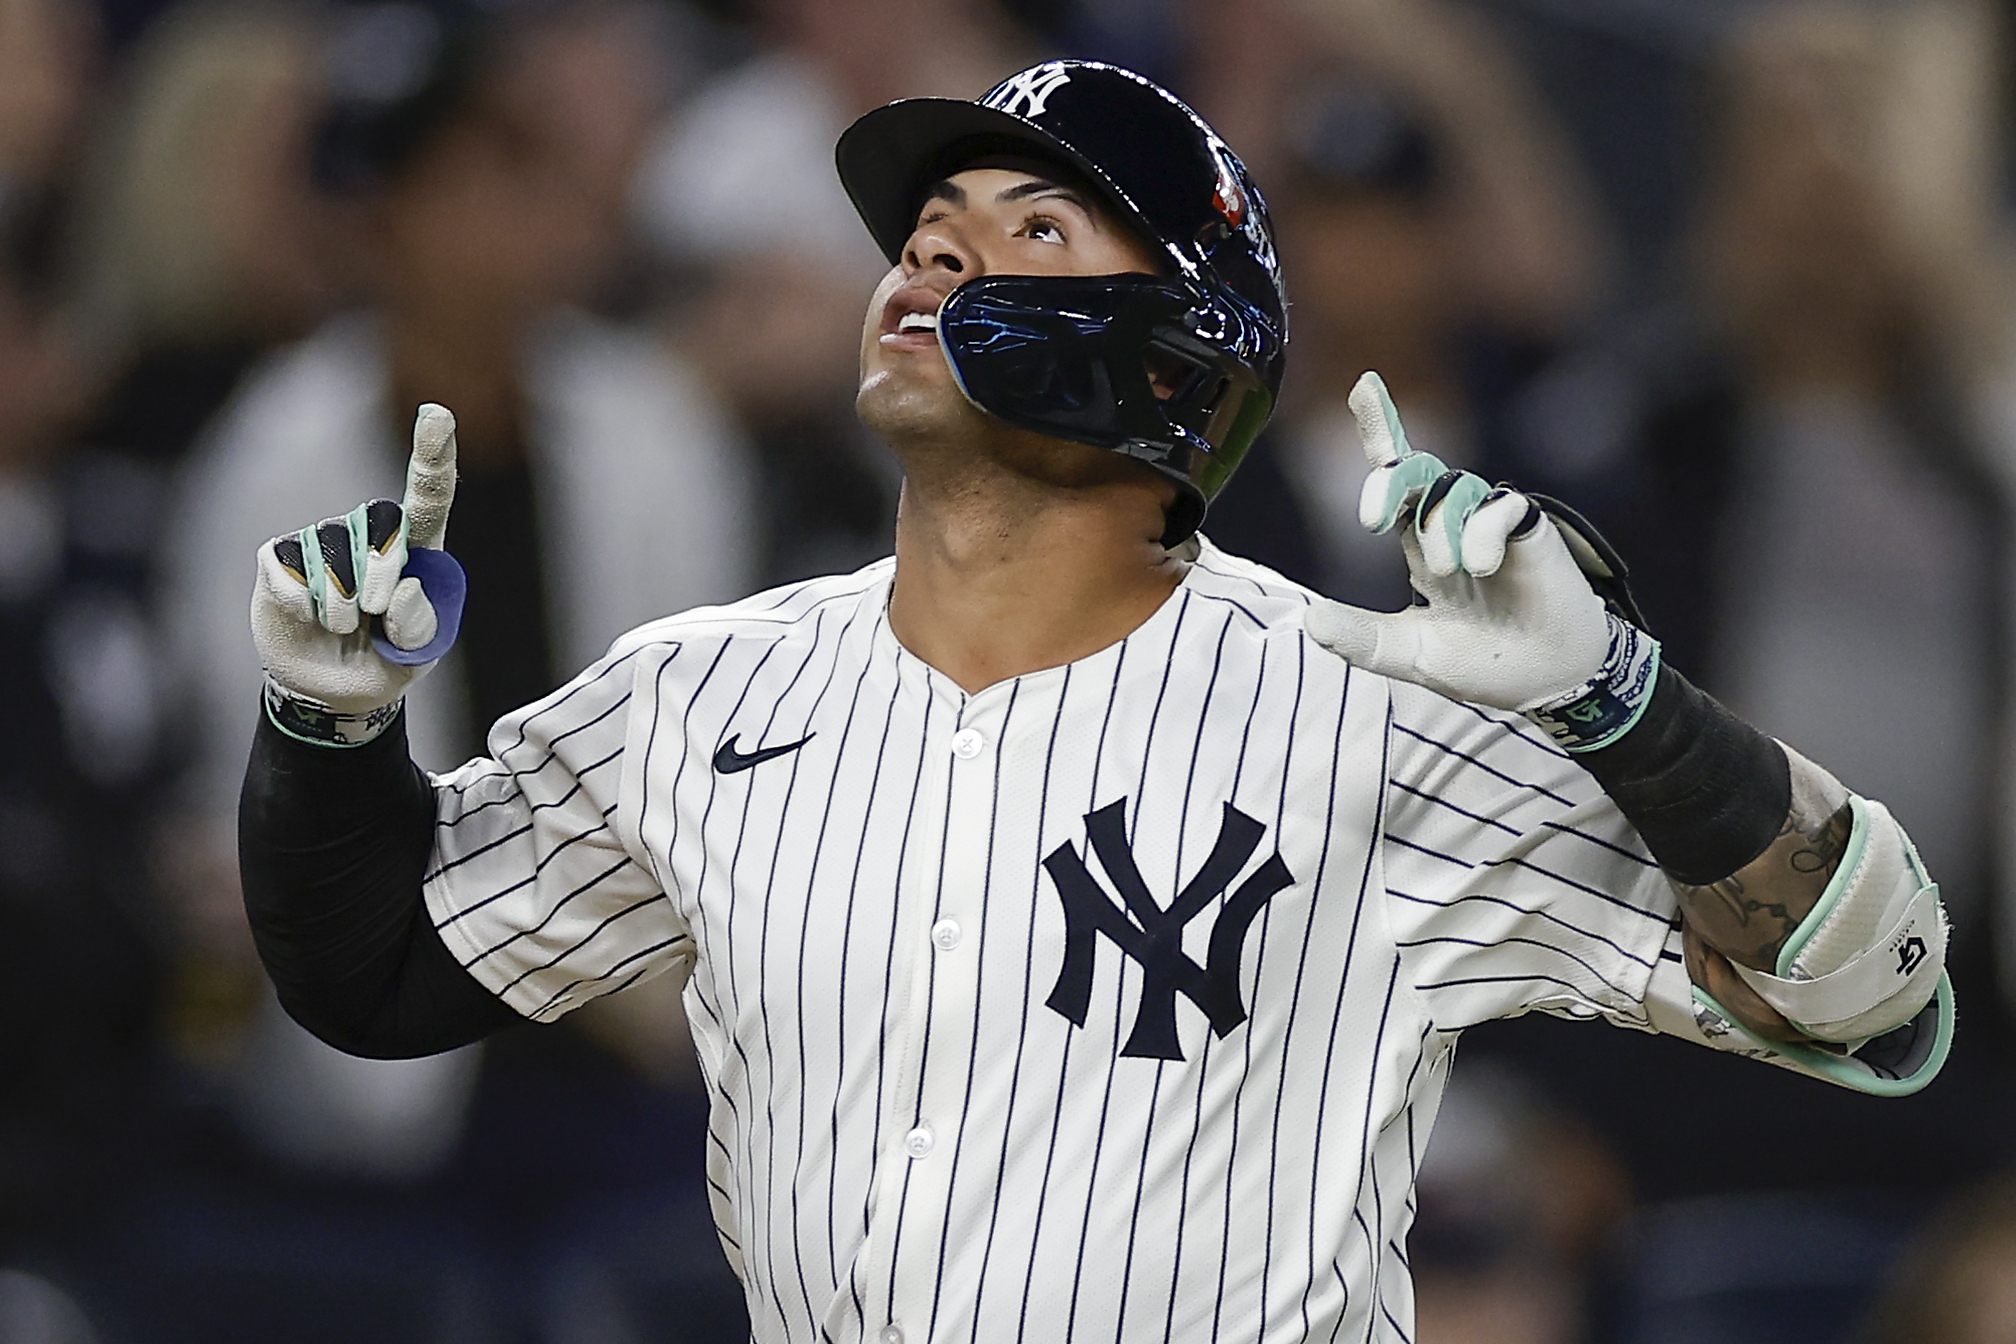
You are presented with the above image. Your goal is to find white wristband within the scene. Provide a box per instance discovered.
[1522,615,1660,753]
[263,676,403,748]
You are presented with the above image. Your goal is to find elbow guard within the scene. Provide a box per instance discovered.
[1728,795,1947,1044]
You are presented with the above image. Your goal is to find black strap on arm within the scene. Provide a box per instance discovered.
[239,708,525,1058]
[1517,492,1790,885]
[1573,662,1791,886]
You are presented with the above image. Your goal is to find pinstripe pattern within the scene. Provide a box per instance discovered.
[423,540,1687,1344]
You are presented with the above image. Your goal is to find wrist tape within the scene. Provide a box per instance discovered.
[1523,614,1660,753]
[263,677,403,748]
[1729,793,1947,1044]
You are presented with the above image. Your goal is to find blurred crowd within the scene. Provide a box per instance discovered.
[7,0,2016,1339]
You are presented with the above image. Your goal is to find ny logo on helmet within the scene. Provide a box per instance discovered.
[1043,798,1293,1060]
[989,63,1073,119]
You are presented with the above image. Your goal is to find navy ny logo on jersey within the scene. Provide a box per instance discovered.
[1043,799,1294,1060]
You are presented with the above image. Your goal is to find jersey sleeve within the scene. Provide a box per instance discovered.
[1378,678,1685,1035]
[423,640,693,1023]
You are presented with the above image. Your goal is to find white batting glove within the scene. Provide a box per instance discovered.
[1305,372,1658,752]
[251,403,464,746]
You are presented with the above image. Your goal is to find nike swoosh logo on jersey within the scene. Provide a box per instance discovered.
[713,733,815,774]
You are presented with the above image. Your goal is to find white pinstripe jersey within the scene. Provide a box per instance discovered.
[424,539,1726,1344]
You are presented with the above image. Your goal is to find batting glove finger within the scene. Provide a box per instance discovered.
[284,515,364,635]
[273,497,408,627]
[1351,372,1451,535]
[382,574,439,651]
[353,498,408,615]
[1319,368,1649,730]
[402,402,457,550]
[258,538,319,626]
[1455,490,1537,579]
[1348,369,1412,466]
[1415,470,1493,578]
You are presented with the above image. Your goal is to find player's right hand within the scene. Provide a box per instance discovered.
[251,404,463,721]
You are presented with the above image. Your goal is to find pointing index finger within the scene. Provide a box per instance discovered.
[1347,370,1413,468]
[1349,372,1448,535]
[402,403,457,550]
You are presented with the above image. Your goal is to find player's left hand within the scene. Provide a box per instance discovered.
[251,404,465,726]
[1304,371,1615,716]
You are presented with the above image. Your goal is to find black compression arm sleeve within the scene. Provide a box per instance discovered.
[1573,662,1792,887]
[239,710,525,1058]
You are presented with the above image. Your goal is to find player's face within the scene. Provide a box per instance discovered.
[856,166,1163,440]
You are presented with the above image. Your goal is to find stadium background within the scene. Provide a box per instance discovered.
[2,0,2015,1338]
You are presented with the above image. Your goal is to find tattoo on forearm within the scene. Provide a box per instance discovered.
[1702,873,1795,946]
[1789,802,1851,874]
[1672,799,1852,972]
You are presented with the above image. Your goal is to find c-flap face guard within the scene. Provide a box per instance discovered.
[937,273,1274,495]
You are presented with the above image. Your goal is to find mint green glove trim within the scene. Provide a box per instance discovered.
[345,500,375,579]
[1377,377,1413,459]
[1431,472,1492,572]
[1690,973,1954,1097]
[1367,451,1448,533]
[297,523,330,622]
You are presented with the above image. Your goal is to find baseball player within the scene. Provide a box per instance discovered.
[238,62,1952,1342]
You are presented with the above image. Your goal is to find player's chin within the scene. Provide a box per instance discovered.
[856,364,971,440]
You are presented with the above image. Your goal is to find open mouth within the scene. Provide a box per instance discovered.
[881,288,946,346]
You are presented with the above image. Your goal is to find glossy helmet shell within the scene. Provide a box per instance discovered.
[836,60,1289,545]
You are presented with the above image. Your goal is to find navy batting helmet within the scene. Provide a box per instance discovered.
[836,60,1288,546]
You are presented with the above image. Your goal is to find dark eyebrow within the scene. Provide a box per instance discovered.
[920,180,966,211]
[997,178,1101,223]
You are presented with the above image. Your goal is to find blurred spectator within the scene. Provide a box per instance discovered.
[148,0,755,1333]
[47,1,355,1081]
[1409,1063,1630,1344]
[0,0,94,236]
[634,0,1035,582]
[1616,1190,1923,1344]
[1182,0,1613,608]
[167,0,753,982]
[1197,0,1611,339]
[1859,1171,2016,1344]
[1444,6,2014,1341]
[68,0,350,473]
[1696,0,2005,889]
[0,1270,100,1344]
[1512,0,2005,923]
[1035,0,1181,86]
[0,128,157,1344]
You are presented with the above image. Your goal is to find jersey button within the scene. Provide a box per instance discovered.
[879,1328,904,1344]
[904,1124,935,1158]
[931,918,962,951]
[951,727,985,759]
